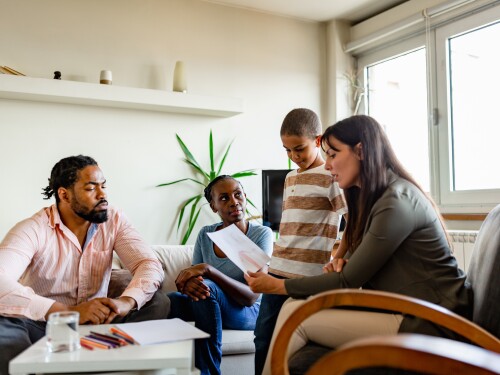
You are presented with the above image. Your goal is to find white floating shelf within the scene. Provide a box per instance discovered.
[0,75,243,117]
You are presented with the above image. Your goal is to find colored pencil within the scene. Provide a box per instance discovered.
[86,335,120,348]
[79,340,94,350]
[110,327,137,344]
[89,331,125,345]
[80,337,109,350]
[111,331,135,345]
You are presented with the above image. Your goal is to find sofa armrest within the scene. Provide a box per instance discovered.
[111,245,194,294]
[151,245,194,292]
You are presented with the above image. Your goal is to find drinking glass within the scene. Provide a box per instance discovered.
[46,311,81,352]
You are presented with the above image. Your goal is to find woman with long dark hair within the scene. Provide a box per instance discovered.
[245,115,471,375]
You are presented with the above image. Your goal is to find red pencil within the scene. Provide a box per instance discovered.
[80,339,94,350]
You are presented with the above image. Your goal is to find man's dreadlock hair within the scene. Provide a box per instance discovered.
[42,155,98,203]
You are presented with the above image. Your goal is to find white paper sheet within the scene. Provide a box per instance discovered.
[115,318,209,345]
[206,224,271,273]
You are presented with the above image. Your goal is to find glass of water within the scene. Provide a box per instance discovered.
[46,311,81,352]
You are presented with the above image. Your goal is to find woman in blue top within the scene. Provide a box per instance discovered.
[168,175,273,375]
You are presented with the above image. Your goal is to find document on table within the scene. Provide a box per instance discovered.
[206,224,271,273]
[115,318,209,345]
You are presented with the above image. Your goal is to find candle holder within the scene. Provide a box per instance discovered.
[100,70,112,85]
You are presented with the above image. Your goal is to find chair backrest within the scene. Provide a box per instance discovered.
[466,204,500,339]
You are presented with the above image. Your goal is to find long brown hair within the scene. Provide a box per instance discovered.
[321,115,448,252]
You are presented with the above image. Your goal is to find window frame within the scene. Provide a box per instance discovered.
[435,8,500,209]
[356,6,500,213]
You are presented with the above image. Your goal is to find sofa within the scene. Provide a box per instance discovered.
[111,245,256,375]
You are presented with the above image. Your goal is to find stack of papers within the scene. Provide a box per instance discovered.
[207,224,271,273]
[115,318,209,345]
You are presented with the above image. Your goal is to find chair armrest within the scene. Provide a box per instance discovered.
[271,289,500,375]
[308,333,500,375]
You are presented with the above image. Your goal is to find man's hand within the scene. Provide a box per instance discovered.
[323,258,348,273]
[48,297,137,325]
[175,264,211,292]
[68,298,119,325]
[182,276,210,301]
[244,271,286,295]
[103,296,137,323]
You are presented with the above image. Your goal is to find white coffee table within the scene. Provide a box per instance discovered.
[9,324,199,375]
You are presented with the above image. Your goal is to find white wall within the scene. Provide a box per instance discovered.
[0,0,326,244]
[325,20,353,124]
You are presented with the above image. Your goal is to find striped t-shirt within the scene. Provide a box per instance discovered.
[268,165,347,278]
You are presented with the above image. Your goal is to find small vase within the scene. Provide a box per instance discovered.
[173,61,187,93]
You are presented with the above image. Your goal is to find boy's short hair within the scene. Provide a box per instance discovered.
[280,108,322,140]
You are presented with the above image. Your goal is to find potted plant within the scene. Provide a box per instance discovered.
[157,130,258,244]
[343,69,365,115]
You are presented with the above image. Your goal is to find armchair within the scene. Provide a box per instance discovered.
[271,204,500,375]
[308,334,500,375]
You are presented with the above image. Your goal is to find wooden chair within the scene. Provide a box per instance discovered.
[271,204,500,375]
[308,334,500,375]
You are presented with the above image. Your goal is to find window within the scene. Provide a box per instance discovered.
[436,13,500,206]
[356,4,500,210]
[448,23,499,191]
[366,47,430,191]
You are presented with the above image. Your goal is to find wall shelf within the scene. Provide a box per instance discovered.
[0,75,243,117]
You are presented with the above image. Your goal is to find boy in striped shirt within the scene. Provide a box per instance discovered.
[254,108,347,375]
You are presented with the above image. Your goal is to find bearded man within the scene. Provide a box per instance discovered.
[0,155,170,375]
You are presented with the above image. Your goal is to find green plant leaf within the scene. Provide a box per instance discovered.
[231,170,257,178]
[209,129,215,178]
[216,139,234,176]
[182,205,202,245]
[177,195,203,231]
[156,178,205,187]
[188,195,204,227]
[246,197,258,209]
[184,159,210,180]
[177,205,186,232]
[176,134,209,178]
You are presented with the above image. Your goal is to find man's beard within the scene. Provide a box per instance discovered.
[72,199,109,223]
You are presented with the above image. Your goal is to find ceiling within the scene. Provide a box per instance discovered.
[200,0,408,23]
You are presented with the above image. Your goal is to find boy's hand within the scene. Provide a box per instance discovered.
[323,258,348,273]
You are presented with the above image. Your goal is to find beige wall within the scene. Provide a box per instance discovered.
[0,0,331,244]
[325,20,353,124]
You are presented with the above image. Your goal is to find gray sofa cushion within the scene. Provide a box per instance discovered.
[221,329,255,355]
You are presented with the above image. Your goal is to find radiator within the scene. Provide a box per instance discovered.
[448,230,478,273]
